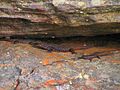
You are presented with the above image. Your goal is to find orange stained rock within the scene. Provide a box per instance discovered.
[86,47,115,54]
[0,64,14,67]
[42,59,50,65]
[42,52,68,65]
[107,59,120,64]
[43,79,68,87]
[76,47,117,55]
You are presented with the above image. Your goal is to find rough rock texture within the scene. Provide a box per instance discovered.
[0,0,120,90]
[0,0,120,38]
[0,40,120,90]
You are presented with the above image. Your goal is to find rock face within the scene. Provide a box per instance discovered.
[0,0,120,38]
[0,39,120,90]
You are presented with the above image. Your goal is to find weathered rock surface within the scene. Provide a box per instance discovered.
[0,40,120,90]
[0,0,120,38]
[0,1,120,90]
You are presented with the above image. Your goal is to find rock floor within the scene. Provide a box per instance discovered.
[0,41,120,90]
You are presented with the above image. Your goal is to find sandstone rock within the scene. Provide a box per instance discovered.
[0,0,119,38]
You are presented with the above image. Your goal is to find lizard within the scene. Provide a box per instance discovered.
[2,38,89,54]
[1,34,120,61]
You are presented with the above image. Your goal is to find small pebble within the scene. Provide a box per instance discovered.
[83,74,89,79]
